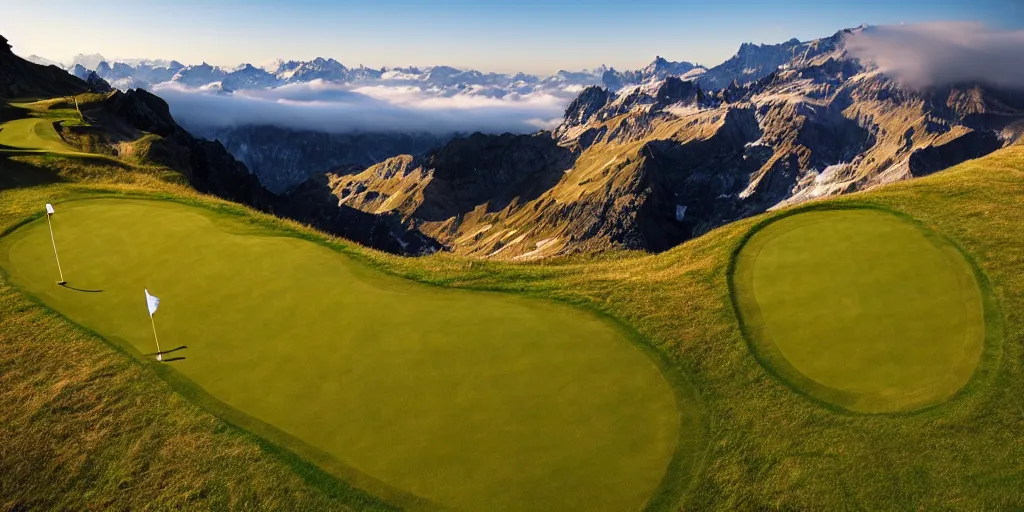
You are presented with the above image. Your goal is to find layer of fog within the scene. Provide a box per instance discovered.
[846,22,1024,90]
[153,80,568,135]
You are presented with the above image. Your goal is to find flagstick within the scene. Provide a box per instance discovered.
[149,313,163,362]
[45,213,66,285]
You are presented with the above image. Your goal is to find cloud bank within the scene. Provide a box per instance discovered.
[845,22,1024,90]
[152,80,568,135]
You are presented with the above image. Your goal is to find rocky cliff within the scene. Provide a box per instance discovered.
[316,28,1024,259]
[7,30,1023,260]
[197,124,451,194]
[0,35,88,99]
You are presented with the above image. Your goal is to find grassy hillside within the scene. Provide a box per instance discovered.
[0,199,683,512]
[366,145,1024,510]
[2,112,1023,509]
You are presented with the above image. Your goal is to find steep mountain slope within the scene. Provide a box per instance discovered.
[197,124,451,193]
[602,57,706,90]
[0,36,88,99]
[1,38,438,255]
[322,27,1024,259]
[19,27,1022,260]
[79,89,441,254]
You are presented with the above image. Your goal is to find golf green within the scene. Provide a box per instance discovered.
[0,118,84,155]
[0,199,688,511]
[732,209,987,413]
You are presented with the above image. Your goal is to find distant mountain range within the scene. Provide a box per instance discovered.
[31,35,867,197]
[33,32,848,99]
[7,26,1024,259]
[302,26,1024,258]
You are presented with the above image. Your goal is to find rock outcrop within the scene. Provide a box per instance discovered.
[198,124,451,194]
[312,28,1024,259]
[6,30,1023,260]
[0,35,88,99]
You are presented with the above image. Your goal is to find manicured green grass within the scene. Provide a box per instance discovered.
[2,143,1023,511]
[0,118,86,155]
[731,209,990,413]
[0,199,686,512]
[0,100,98,158]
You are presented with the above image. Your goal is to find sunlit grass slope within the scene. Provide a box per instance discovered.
[0,199,682,512]
[1,141,1023,510]
[732,208,990,414]
[0,100,90,155]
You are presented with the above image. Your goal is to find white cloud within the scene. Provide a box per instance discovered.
[151,80,571,134]
[845,22,1024,90]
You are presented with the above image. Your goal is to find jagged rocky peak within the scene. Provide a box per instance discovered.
[737,38,801,54]
[85,71,113,93]
[111,62,135,76]
[102,88,183,137]
[644,56,698,75]
[735,38,802,66]
[716,79,749,103]
[602,57,705,91]
[601,68,623,90]
[274,60,301,74]
[314,56,343,66]
[0,34,90,98]
[654,76,704,106]
[70,64,90,80]
[562,85,611,126]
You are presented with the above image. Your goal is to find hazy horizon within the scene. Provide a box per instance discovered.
[3,0,1021,74]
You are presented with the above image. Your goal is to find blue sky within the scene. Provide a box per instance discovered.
[3,0,1021,73]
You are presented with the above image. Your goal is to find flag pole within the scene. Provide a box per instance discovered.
[150,313,162,362]
[45,212,66,285]
[145,289,163,362]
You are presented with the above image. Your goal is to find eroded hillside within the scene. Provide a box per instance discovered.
[326,27,1024,259]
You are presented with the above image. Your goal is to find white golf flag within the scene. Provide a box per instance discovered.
[145,289,160,317]
[45,203,55,215]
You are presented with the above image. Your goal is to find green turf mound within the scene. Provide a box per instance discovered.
[0,199,692,511]
[0,117,83,155]
[731,208,988,414]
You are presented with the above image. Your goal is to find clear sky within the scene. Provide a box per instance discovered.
[3,0,1021,74]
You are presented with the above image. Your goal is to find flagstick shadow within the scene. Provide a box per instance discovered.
[160,357,186,363]
[58,283,102,293]
[144,345,187,357]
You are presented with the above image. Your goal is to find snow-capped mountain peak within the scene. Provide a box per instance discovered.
[60,29,880,108]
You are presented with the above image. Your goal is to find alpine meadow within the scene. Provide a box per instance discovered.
[2,2,1024,511]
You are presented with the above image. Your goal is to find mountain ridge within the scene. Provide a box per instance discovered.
[1,38,440,256]
[317,27,1024,259]
[8,27,1024,260]
[36,32,847,100]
